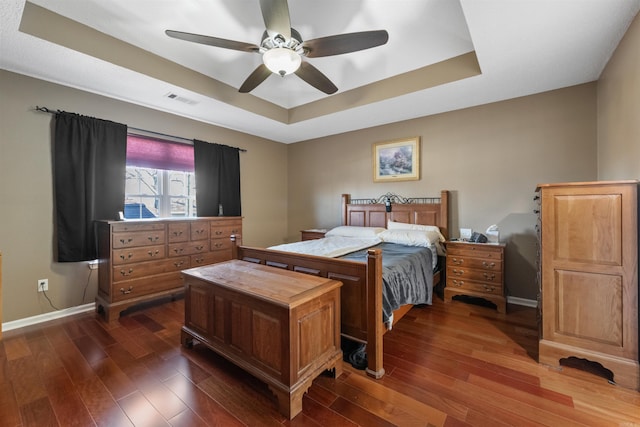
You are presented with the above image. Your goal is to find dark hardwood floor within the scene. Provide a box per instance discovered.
[1,295,639,426]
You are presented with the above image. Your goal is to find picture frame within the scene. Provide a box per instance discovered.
[372,136,420,182]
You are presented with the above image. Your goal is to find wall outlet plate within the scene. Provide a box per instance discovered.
[38,279,48,292]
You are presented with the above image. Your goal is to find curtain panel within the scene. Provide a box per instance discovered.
[54,112,127,262]
[193,140,241,217]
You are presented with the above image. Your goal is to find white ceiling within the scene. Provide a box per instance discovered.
[1,0,639,144]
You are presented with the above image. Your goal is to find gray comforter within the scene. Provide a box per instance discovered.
[339,242,434,326]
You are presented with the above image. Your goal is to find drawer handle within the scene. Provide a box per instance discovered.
[483,273,496,281]
[120,286,133,295]
[483,285,496,292]
[195,257,204,264]
[232,229,240,234]
[148,250,159,257]
[195,245,204,251]
[452,279,464,287]
[173,248,184,254]
[173,230,183,236]
[174,261,185,267]
[195,229,205,235]
[120,253,133,260]
[482,261,496,269]
[213,242,223,249]
[148,235,159,242]
[119,238,133,245]
[214,230,223,236]
[452,269,464,276]
[451,258,463,265]
[120,268,133,276]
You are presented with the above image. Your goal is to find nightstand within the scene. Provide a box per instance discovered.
[444,241,506,313]
[300,229,327,241]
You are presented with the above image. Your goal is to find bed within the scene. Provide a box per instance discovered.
[232,191,449,378]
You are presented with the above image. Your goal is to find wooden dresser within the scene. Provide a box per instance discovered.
[444,241,506,313]
[536,180,638,390]
[181,260,343,419]
[96,217,242,322]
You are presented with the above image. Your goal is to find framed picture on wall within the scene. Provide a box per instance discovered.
[372,136,420,182]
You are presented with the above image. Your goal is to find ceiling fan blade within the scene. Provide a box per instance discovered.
[238,64,272,93]
[303,30,389,58]
[259,0,291,40]
[166,30,259,53]
[294,62,338,94]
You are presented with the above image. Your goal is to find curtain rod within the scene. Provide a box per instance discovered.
[34,106,247,152]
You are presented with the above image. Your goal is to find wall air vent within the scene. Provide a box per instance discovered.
[164,92,199,106]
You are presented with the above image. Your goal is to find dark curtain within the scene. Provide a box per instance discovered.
[193,140,241,217]
[54,112,127,262]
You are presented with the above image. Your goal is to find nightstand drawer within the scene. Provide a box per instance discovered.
[448,256,502,270]
[448,278,503,295]
[447,244,503,259]
[447,266,502,284]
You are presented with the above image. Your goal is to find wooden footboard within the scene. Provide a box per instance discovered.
[234,243,386,378]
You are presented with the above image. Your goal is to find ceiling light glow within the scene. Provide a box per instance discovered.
[263,48,301,76]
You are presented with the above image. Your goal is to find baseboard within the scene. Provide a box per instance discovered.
[1,297,537,332]
[507,296,538,308]
[2,303,96,332]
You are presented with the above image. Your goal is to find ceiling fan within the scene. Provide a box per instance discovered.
[165,0,389,95]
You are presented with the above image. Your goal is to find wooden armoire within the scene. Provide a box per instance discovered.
[536,180,639,390]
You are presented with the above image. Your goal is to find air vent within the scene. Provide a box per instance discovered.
[164,92,199,106]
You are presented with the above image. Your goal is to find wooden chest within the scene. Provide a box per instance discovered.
[181,260,343,419]
[96,217,242,321]
[444,241,506,313]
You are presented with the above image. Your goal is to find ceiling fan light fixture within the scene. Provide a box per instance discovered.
[263,47,301,76]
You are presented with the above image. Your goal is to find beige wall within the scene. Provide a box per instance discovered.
[0,70,288,323]
[288,83,598,301]
[2,10,637,322]
[598,10,640,180]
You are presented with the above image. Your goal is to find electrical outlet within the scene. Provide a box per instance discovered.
[38,279,48,292]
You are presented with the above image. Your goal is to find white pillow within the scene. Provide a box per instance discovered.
[378,230,438,247]
[325,226,386,238]
[379,229,439,247]
[387,220,445,242]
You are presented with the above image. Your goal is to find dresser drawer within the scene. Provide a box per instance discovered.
[112,245,165,265]
[210,222,242,238]
[191,251,232,267]
[110,271,184,302]
[168,222,189,243]
[112,256,189,282]
[190,221,210,240]
[111,222,165,233]
[211,237,235,252]
[112,230,166,248]
[168,240,209,257]
[447,278,503,295]
[447,266,503,284]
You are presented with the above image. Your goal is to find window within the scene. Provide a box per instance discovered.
[124,135,196,219]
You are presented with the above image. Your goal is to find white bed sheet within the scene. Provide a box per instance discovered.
[268,236,382,258]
